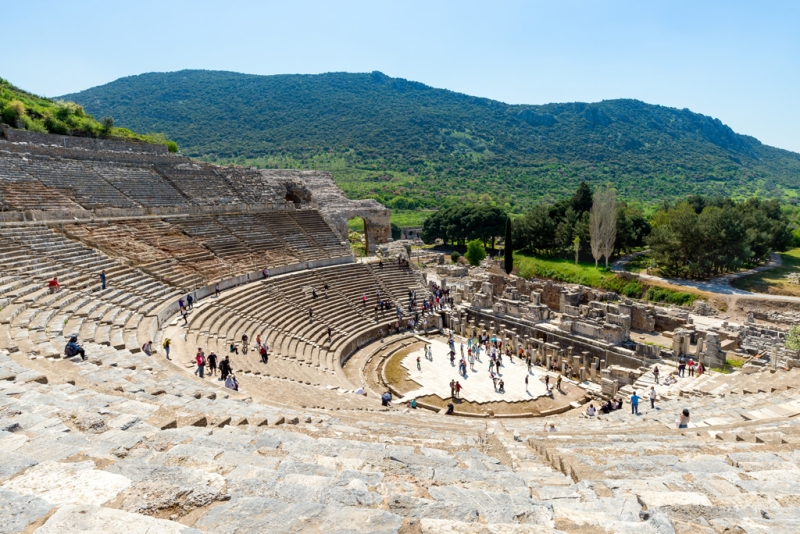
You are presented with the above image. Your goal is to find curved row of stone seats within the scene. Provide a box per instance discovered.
[64,220,220,289]
[11,341,792,533]
[177,263,424,393]
[288,210,350,255]
[256,211,326,262]
[504,367,800,440]
[0,224,182,357]
[154,163,242,205]
[1,179,83,211]
[369,261,425,303]
[520,418,800,532]
[11,154,139,208]
[91,163,191,207]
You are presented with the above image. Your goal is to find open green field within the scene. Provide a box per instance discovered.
[731,248,800,297]
[513,252,701,305]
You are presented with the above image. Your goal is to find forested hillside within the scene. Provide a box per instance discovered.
[63,70,800,211]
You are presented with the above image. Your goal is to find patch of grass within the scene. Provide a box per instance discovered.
[390,210,433,227]
[731,248,800,297]
[644,287,699,306]
[515,251,701,304]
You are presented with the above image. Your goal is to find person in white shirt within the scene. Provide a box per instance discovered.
[649,386,657,409]
[586,404,596,416]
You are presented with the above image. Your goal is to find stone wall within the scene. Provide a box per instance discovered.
[1,125,169,154]
[265,170,391,253]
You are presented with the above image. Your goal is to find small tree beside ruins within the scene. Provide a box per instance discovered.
[589,185,618,268]
[465,239,486,267]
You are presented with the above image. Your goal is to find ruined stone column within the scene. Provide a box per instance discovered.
[591,357,599,381]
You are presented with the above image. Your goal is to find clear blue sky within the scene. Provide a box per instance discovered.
[5,1,799,152]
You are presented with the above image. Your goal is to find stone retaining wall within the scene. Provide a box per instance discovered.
[1,125,169,154]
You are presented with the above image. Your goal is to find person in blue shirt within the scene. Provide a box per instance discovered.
[630,391,640,415]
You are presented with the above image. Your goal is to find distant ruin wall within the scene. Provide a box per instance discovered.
[1,125,169,154]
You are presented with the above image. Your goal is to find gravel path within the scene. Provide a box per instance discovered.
[612,251,800,302]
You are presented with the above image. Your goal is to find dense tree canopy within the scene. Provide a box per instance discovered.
[421,205,507,246]
[648,197,792,278]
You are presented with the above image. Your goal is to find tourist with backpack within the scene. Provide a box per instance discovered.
[64,336,86,360]
[162,338,171,360]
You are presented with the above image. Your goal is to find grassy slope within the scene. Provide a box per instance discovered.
[731,248,800,297]
[62,70,800,211]
[0,77,175,149]
[514,252,701,305]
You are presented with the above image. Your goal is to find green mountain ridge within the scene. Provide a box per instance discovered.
[62,70,800,210]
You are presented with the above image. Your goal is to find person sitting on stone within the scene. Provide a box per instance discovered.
[64,335,86,360]
[446,403,454,415]
[141,340,153,356]
[544,422,557,432]
[586,404,596,416]
[48,276,60,294]
[677,408,690,429]
[225,374,239,391]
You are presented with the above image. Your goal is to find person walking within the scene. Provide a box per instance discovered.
[525,374,529,391]
[260,343,269,364]
[187,294,194,310]
[194,349,206,378]
[208,351,218,377]
[416,356,421,371]
[215,282,220,297]
[649,386,656,409]
[162,338,171,360]
[653,365,660,384]
[630,391,640,415]
[545,374,550,389]
[309,307,313,322]
[688,358,696,377]
[241,334,249,354]
[556,374,562,392]
[100,270,106,290]
[455,381,462,398]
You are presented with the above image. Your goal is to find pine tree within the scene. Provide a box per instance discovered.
[504,217,513,274]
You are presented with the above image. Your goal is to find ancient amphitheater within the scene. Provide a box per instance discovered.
[1,127,799,534]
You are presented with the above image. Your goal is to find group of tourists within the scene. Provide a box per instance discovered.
[194,347,238,390]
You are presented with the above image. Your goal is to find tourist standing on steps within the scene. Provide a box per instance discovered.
[630,391,640,415]
[556,374,562,392]
[241,334,249,354]
[260,343,269,364]
[100,270,106,290]
[215,283,220,297]
[195,349,206,378]
[309,307,313,322]
[449,380,455,398]
[545,374,550,389]
[187,294,194,310]
[677,408,690,428]
[208,351,218,377]
[649,386,656,409]
[162,338,171,360]
[417,356,421,371]
[688,358,696,377]
[455,381,462,398]
[653,365,660,384]
[220,355,231,381]
[525,375,529,391]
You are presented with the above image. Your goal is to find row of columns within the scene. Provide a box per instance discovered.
[448,309,608,383]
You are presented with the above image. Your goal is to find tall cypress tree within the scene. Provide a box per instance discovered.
[504,217,513,274]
